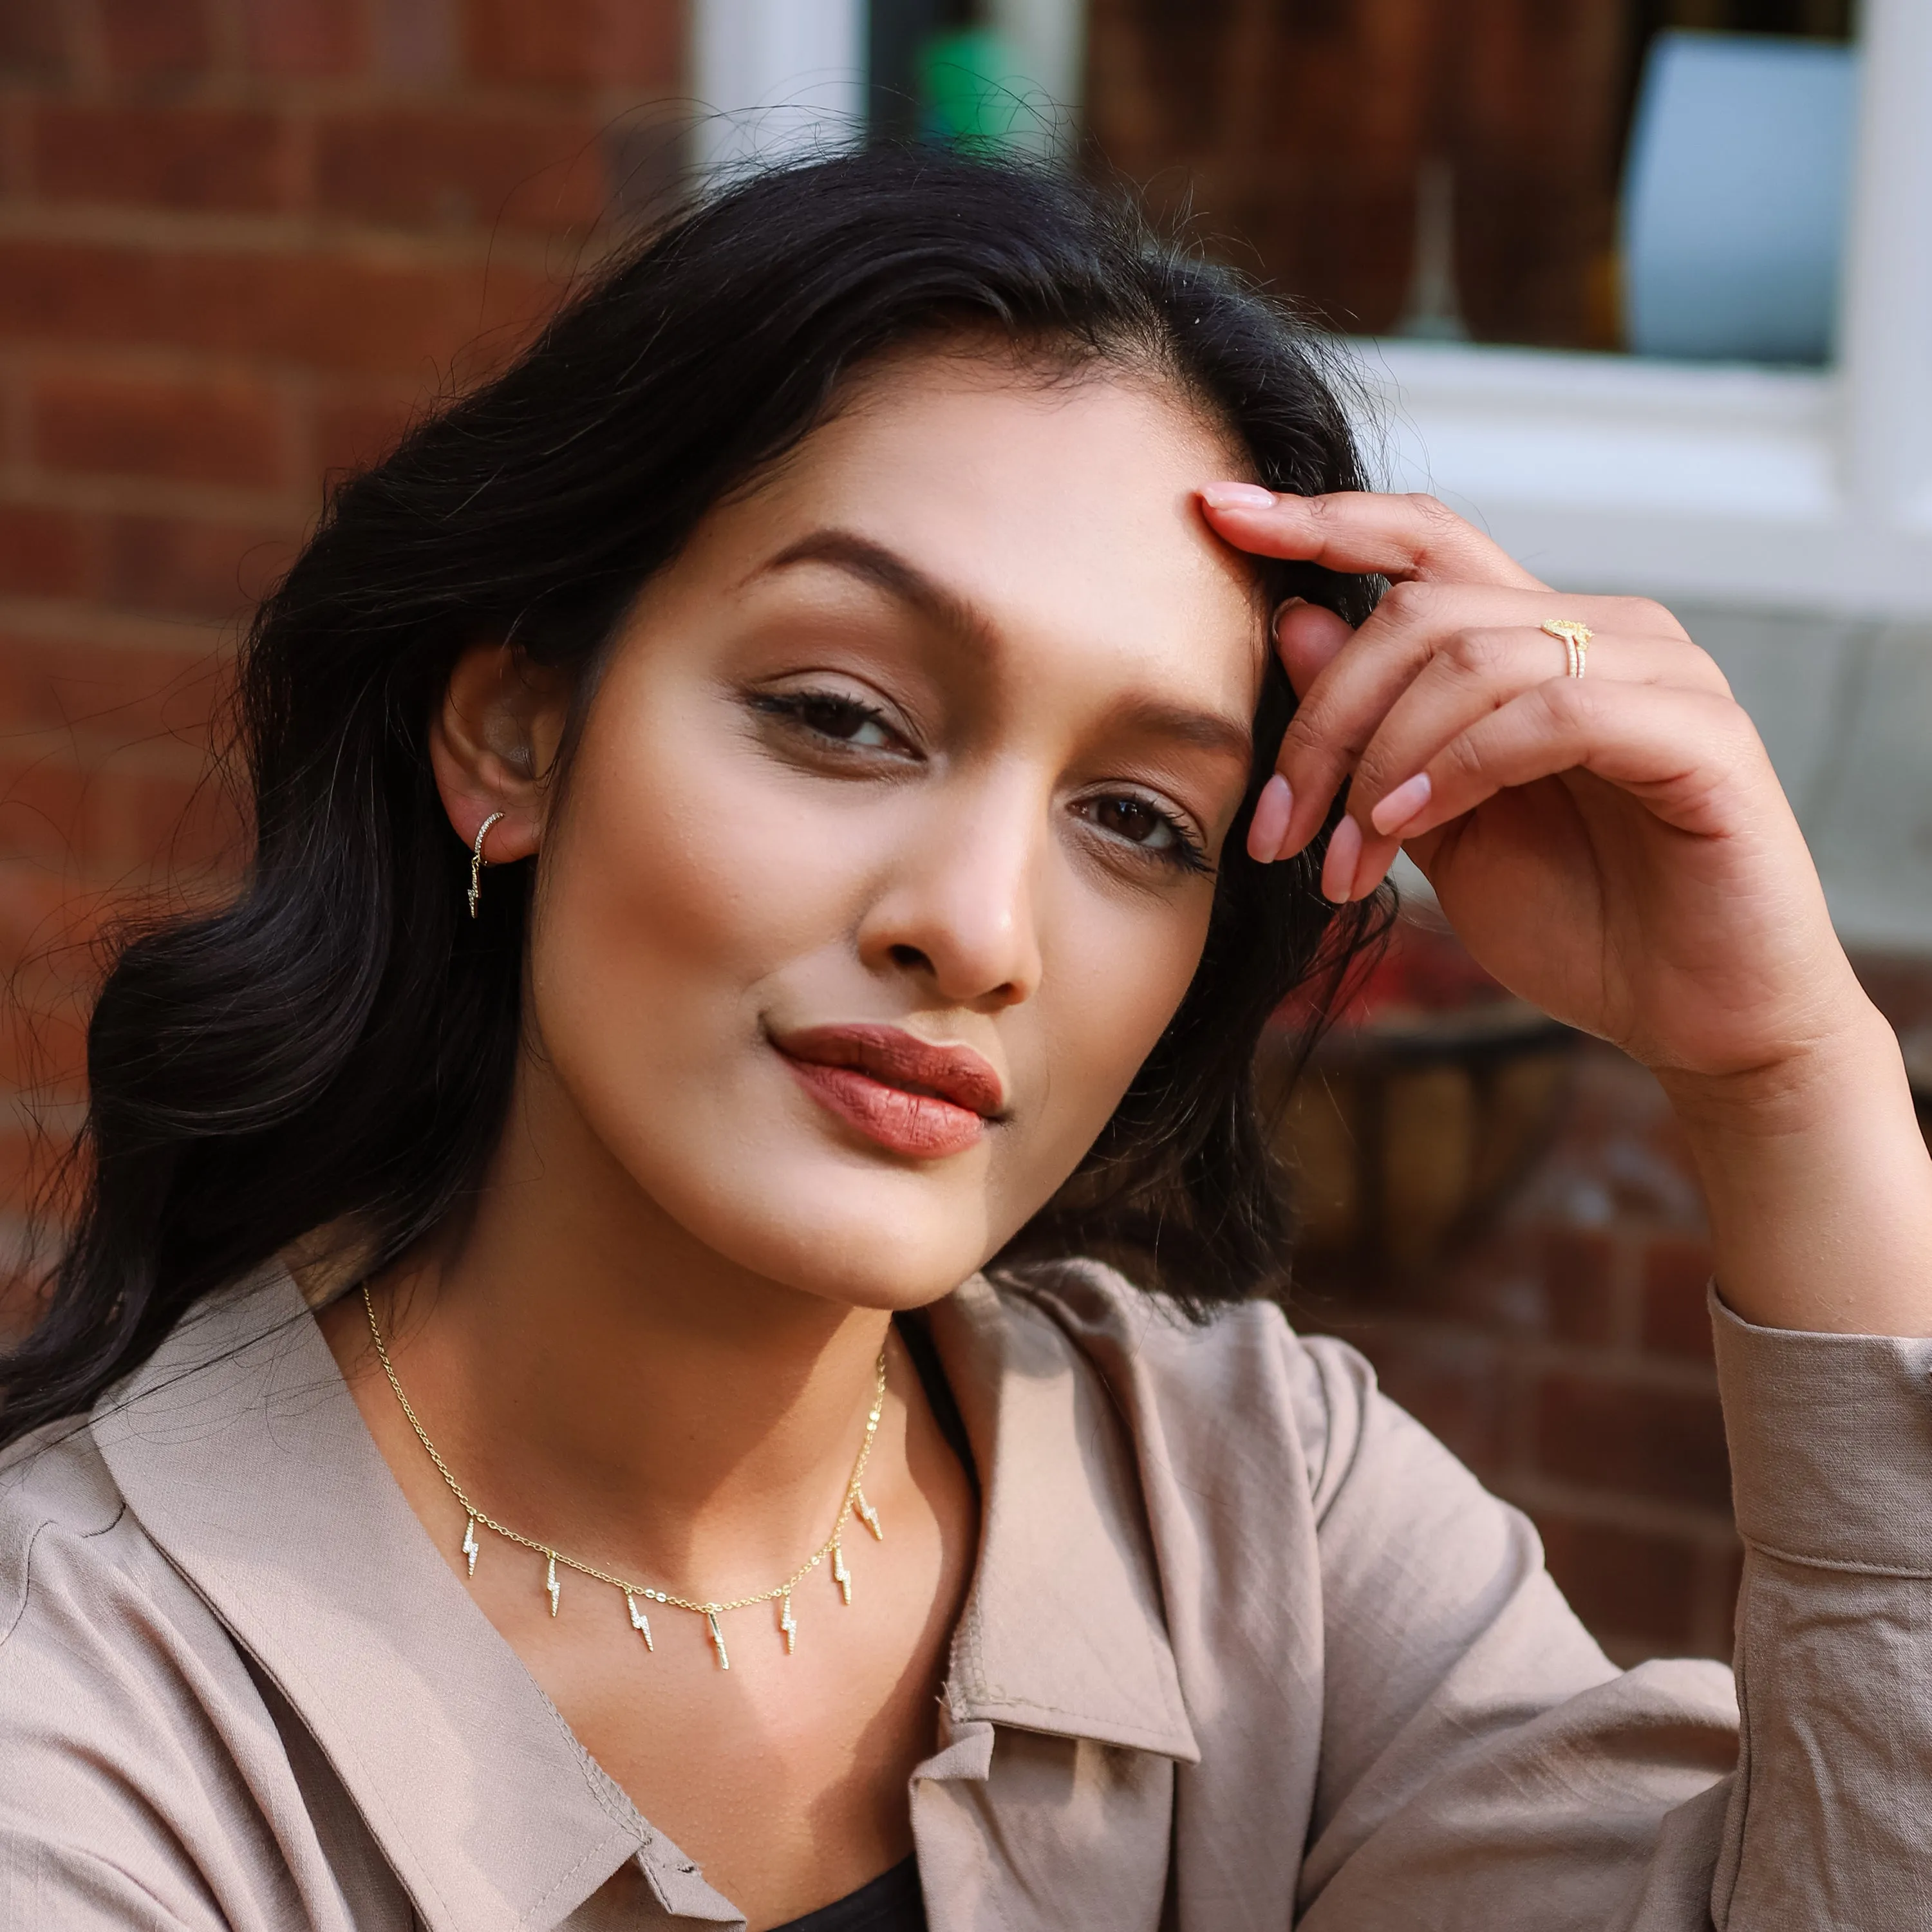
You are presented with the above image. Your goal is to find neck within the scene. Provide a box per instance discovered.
[364,1057,900,1599]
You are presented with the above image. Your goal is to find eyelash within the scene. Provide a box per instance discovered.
[750,687,1214,879]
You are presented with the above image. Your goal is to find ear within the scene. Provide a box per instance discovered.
[429,642,575,864]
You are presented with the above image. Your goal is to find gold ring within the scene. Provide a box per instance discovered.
[1541,619,1592,679]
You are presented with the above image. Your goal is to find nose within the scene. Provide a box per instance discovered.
[855,764,1045,1011]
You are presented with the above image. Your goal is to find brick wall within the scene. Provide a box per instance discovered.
[0,0,685,1265]
[0,5,1904,1671]
[1291,1036,1740,1664]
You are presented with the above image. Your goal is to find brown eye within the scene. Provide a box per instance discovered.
[792,694,892,746]
[1090,796,1176,849]
[751,689,903,751]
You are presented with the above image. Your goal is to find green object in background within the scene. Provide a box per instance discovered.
[917,28,1034,149]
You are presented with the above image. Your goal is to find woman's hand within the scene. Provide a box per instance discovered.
[1200,485,1851,1082]
[1201,483,1932,1337]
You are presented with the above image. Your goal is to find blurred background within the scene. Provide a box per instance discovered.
[1,0,1927,1665]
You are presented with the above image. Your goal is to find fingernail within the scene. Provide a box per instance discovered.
[1246,774,1293,863]
[1320,814,1362,904]
[1371,771,1432,836]
[1201,482,1276,511]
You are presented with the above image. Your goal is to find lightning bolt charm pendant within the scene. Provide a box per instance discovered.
[706,1610,730,1670]
[779,1593,798,1654]
[461,1515,479,1577]
[626,1592,654,1652]
[545,1552,560,1618]
[856,1490,883,1541]
[833,1537,852,1605]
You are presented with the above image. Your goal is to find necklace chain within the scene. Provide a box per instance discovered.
[361,1285,887,1667]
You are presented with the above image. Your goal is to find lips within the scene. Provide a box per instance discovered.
[773,1024,1005,1160]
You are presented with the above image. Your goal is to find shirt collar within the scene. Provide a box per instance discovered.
[89,1262,1198,1930]
[89,1266,713,1931]
[926,1275,1200,1765]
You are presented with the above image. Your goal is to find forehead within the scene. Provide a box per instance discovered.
[718,350,1268,712]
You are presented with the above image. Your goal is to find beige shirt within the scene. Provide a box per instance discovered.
[0,1258,1926,1929]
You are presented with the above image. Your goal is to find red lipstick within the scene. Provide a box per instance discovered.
[773,1024,1005,1160]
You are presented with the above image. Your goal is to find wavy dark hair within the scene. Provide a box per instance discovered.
[0,146,1385,1447]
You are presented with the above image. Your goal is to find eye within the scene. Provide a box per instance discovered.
[1075,792,1213,876]
[1091,796,1175,848]
[750,688,910,755]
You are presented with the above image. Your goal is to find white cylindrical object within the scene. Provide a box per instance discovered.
[1839,0,1932,523]
[692,0,867,175]
[989,0,1085,149]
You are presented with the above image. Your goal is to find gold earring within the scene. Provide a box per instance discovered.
[467,811,506,919]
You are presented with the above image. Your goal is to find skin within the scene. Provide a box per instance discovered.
[323,348,1932,1928]
[1200,483,1932,1337]
[324,353,1264,1928]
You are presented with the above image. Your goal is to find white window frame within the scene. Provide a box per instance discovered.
[694,0,1926,619]
[1365,0,1932,621]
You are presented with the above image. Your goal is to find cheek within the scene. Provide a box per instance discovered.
[535,688,847,1016]
[1017,881,1215,1186]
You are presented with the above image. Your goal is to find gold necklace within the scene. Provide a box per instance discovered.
[361,1286,886,1670]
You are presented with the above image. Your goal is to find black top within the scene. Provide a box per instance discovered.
[766,1314,966,1932]
[769,1856,926,1932]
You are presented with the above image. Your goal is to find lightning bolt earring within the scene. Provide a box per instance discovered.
[467,811,505,919]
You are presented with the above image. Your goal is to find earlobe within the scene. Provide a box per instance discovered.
[429,641,570,865]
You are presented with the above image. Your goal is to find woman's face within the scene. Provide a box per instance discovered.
[527,350,1265,1307]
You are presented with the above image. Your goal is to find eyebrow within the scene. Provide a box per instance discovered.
[761,529,994,651]
[760,525,1255,767]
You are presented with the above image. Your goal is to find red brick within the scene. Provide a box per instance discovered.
[0,632,228,749]
[1534,1371,1731,1512]
[0,988,87,1091]
[0,752,89,869]
[0,859,111,969]
[0,503,91,599]
[1541,1226,1620,1345]
[34,104,288,215]
[104,515,298,621]
[91,764,244,875]
[312,390,418,477]
[1352,1327,1509,1478]
[239,0,366,75]
[375,0,456,79]
[1537,1514,1699,1651]
[0,239,556,379]
[1641,1234,1716,1360]
[315,108,607,233]
[98,0,210,77]
[464,0,679,88]
[32,369,288,489]
[0,0,68,79]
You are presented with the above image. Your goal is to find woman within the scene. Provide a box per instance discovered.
[2,147,1929,1932]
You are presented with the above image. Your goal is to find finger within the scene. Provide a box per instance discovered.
[1269,593,1724,861]
[1275,598,1353,697]
[1349,626,1728,833]
[1201,485,1546,589]
[1335,680,1765,901]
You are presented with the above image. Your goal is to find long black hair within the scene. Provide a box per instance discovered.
[0,146,1384,1446]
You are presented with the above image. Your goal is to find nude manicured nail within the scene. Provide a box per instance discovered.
[1247,774,1293,863]
[1321,814,1363,904]
[1371,772,1432,836]
[1200,482,1276,511]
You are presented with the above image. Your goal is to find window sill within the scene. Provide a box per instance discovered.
[1353,338,1932,621]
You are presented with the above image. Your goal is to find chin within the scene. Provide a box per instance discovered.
[670,1147,1009,1312]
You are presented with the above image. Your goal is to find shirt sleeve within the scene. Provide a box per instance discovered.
[1294,1292,1932,1929]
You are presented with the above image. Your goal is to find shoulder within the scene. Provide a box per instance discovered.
[0,1405,241,1695]
[0,1414,142,1645]
[0,1416,278,1899]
